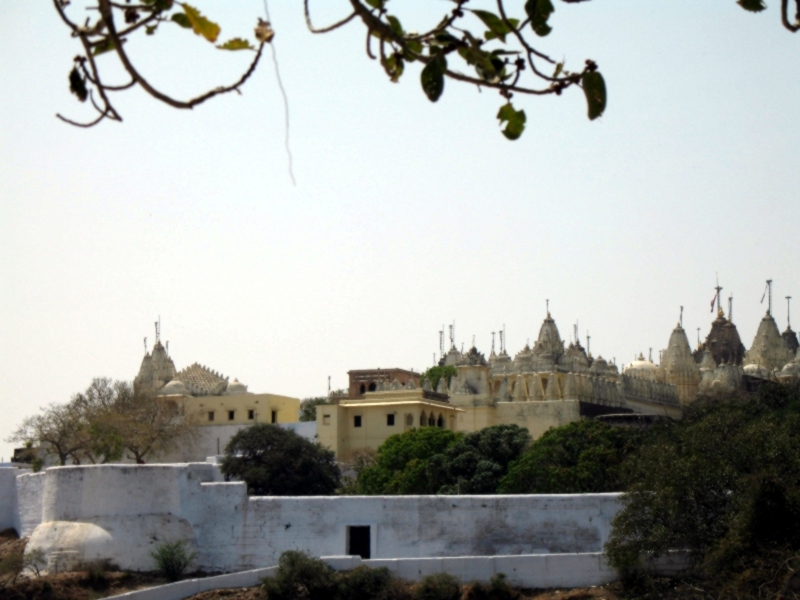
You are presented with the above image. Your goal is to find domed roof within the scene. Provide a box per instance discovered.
[590,355,609,373]
[459,346,487,366]
[225,378,249,395]
[441,346,462,367]
[701,309,746,366]
[533,313,564,359]
[158,378,189,396]
[744,312,795,371]
[778,350,800,382]
[743,363,772,380]
[623,353,661,380]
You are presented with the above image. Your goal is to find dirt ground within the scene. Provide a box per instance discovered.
[182,584,619,600]
[1,529,165,600]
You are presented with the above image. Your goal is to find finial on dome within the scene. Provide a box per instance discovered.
[546,299,550,318]
[143,337,147,355]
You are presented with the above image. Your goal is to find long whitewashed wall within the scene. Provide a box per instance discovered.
[21,464,622,574]
[0,468,20,532]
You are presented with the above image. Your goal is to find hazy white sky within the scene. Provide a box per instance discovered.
[1,1,798,461]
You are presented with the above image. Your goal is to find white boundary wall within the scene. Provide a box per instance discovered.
[103,554,620,600]
[8,464,623,576]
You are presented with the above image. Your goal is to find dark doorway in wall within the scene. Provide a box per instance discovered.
[348,526,371,559]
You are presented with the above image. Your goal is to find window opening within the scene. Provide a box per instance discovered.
[248,409,255,420]
[208,411,215,422]
[368,382,376,392]
[228,410,235,421]
[271,410,278,424]
[387,414,395,426]
[354,415,362,427]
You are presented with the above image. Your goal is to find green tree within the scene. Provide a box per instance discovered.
[356,427,460,494]
[299,396,332,422]
[220,423,340,495]
[356,424,530,495]
[419,366,457,392]
[431,424,531,494]
[605,382,800,599]
[498,419,641,494]
[51,1,797,135]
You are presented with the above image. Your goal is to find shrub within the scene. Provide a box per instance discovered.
[261,551,336,600]
[463,574,520,600]
[416,572,461,600]
[336,565,394,600]
[0,552,24,588]
[150,541,196,582]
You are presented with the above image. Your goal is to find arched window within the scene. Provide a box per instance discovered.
[405,414,413,426]
[368,382,377,392]
[359,384,366,394]
[437,414,444,428]
[428,413,436,427]
[420,411,426,427]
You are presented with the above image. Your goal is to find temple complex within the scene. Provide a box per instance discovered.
[319,283,800,459]
[133,328,299,442]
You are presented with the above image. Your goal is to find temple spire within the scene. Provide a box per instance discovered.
[787,296,792,328]
[680,306,684,328]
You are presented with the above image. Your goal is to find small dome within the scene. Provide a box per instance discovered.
[159,378,189,396]
[777,350,800,383]
[623,353,660,379]
[225,378,249,395]
[743,363,772,379]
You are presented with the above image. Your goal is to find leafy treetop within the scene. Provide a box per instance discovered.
[52,1,799,137]
[220,423,341,495]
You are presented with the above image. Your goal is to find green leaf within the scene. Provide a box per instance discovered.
[405,38,422,56]
[524,0,555,37]
[365,0,384,8]
[737,0,767,11]
[143,0,173,9]
[216,38,254,51]
[386,15,403,37]
[421,56,446,102]
[497,103,526,140]
[91,38,116,56]
[145,24,158,35]
[171,13,191,28]
[383,53,404,82]
[181,3,221,43]
[553,62,563,78]
[582,71,607,120]
[472,9,514,43]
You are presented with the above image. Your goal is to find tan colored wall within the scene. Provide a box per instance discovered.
[317,397,459,460]
[451,398,581,440]
[181,393,300,427]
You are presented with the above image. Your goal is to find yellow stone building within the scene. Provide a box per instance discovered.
[316,384,462,459]
[133,335,301,457]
